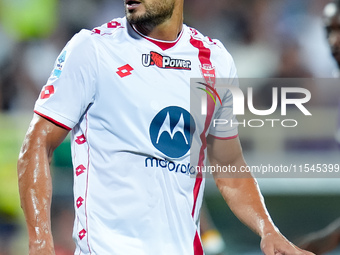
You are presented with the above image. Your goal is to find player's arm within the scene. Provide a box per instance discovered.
[298,217,340,254]
[206,135,314,255]
[17,113,70,255]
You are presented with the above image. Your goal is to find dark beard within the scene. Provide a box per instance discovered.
[126,2,175,28]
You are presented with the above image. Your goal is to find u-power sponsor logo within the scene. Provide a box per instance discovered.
[145,157,196,176]
[142,51,191,70]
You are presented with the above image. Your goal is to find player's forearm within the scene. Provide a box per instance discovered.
[212,156,278,239]
[216,175,278,238]
[17,122,55,253]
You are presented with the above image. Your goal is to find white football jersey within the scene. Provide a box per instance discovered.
[34,17,238,255]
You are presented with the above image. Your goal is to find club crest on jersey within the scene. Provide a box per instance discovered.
[200,64,216,87]
[142,51,191,70]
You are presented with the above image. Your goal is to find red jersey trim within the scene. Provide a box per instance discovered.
[193,230,204,255]
[34,110,72,131]
[84,112,92,253]
[131,25,184,51]
[208,134,239,140]
[190,35,215,255]
[190,35,215,213]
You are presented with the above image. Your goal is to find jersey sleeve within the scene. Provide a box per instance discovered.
[34,29,97,130]
[208,47,239,140]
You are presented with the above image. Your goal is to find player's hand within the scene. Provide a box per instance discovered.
[260,231,315,255]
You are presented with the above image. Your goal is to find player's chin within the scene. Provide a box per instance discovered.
[126,11,145,24]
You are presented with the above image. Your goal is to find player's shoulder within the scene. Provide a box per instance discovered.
[89,17,126,38]
[66,17,126,51]
[69,17,125,43]
[184,25,233,60]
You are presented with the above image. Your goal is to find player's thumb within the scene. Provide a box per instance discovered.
[260,241,275,255]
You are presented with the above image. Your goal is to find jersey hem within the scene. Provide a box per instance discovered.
[207,134,239,140]
[34,109,73,130]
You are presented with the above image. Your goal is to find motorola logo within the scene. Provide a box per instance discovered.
[149,106,196,159]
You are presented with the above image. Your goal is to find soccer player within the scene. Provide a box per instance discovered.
[298,1,340,254]
[17,0,314,254]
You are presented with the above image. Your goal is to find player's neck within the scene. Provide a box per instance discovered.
[133,3,183,41]
[134,21,183,41]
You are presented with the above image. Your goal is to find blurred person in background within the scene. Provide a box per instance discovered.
[0,0,96,254]
[323,0,340,72]
[0,0,59,111]
[298,0,340,254]
[17,0,315,254]
[0,1,59,254]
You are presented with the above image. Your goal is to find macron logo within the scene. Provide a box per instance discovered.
[156,112,188,145]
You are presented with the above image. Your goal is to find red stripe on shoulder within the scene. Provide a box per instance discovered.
[34,110,72,131]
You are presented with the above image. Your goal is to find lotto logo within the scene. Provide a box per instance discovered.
[75,135,86,145]
[76,165,86,176]
[92,29,101,35]
[107,21,122,28]
[76,197,84,208]
[79,229,86,240]
[116,64,134,78]
[40,85,54,99]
